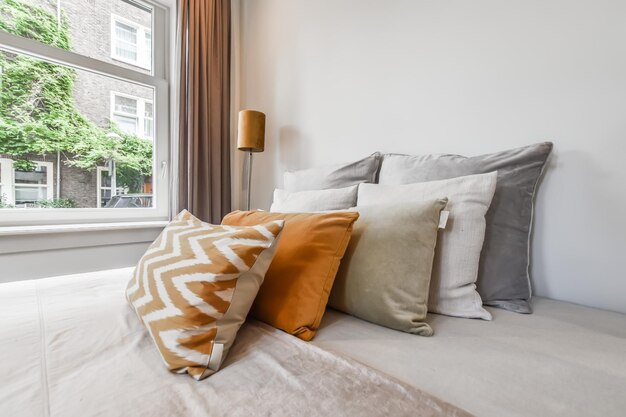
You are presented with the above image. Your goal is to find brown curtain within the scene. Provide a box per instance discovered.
[177,0,231,224]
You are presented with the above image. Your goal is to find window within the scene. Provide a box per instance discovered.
[111,92,154,139]
[144,102,154,138]
[0,160,53,207]
[0,0,170,226]
[97,167,114,208]
[111,15,152,70]
[14,162,54,207]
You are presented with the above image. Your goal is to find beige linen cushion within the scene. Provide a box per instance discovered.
[126,210,284,380]
[270,185,358,212]
[329,200,447,335]
[358,172,497,320]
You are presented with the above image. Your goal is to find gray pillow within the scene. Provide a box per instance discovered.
[283,153,381,191]
[378,142,553,313]
[328,199,447,336]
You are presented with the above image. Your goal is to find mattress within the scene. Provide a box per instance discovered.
[0,268,470,417]
[313,299,626,417]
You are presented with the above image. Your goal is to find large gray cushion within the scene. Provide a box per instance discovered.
[283,153,381,191]
[378,142,553,313]
[328,199,447,336]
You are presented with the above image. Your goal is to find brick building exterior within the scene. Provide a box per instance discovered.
[0,0,153,208]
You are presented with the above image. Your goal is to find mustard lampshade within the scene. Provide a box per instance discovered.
[237,110,266,152]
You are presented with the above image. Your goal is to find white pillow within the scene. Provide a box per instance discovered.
[270,185,358,213]
[357,172,497,320]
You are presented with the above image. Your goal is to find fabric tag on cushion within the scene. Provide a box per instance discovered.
[438,210,450,229]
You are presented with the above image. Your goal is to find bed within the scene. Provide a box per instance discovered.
[1,268,625,417]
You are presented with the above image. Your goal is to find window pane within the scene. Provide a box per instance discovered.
[113,114,138,135]
[144,31,152,68]
[114,95,138,115]
[143,119,153,138]
[144,102,153,118]
[115,22,137,44]
[100,189,112,207]
[1,0,153,74]
[15,166,48,185]
[144,102,153,138]
[115,21,138,61]
[0,49,154,209]
[15,186,47,204]
[115,42,138,62]
[100,170,112,188]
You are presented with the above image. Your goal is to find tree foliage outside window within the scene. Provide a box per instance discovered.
[0,0,152,193]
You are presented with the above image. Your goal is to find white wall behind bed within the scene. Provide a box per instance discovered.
[238,0,626,314]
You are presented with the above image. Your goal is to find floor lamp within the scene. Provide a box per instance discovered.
[237,110,266,210]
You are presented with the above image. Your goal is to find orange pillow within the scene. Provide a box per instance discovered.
[222,210,359,341]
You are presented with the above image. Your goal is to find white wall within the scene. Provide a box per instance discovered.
[239,0,626,313]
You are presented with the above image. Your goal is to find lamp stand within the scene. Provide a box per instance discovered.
[246,151,253,210]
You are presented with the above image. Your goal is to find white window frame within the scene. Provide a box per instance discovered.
[110,91,153,139]
[111,14,152,71]
[0,1,170,227]
[96,166,114,208]
[0,160,53,206]
[14,161,54,206]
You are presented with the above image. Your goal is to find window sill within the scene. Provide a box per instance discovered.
[0,220,168,236]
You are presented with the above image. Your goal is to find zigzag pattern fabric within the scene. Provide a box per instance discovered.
[127,210,284,380]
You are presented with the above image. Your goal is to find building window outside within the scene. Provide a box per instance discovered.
[144,101,154,138]
[0,159,54,207]
[97,166,113,208]
[111,15,152,70]
[14,161,54,206]
[111,92,154,139]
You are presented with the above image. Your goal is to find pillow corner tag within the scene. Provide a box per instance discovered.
[438,211,450,230]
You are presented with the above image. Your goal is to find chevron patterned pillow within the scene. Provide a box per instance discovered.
[126,210,284,380]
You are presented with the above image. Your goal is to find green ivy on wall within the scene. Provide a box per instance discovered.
[0,0,152,191]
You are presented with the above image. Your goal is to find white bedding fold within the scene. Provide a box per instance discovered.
[0,268,471,417]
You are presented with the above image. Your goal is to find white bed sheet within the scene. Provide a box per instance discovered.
[313,298,626,417]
